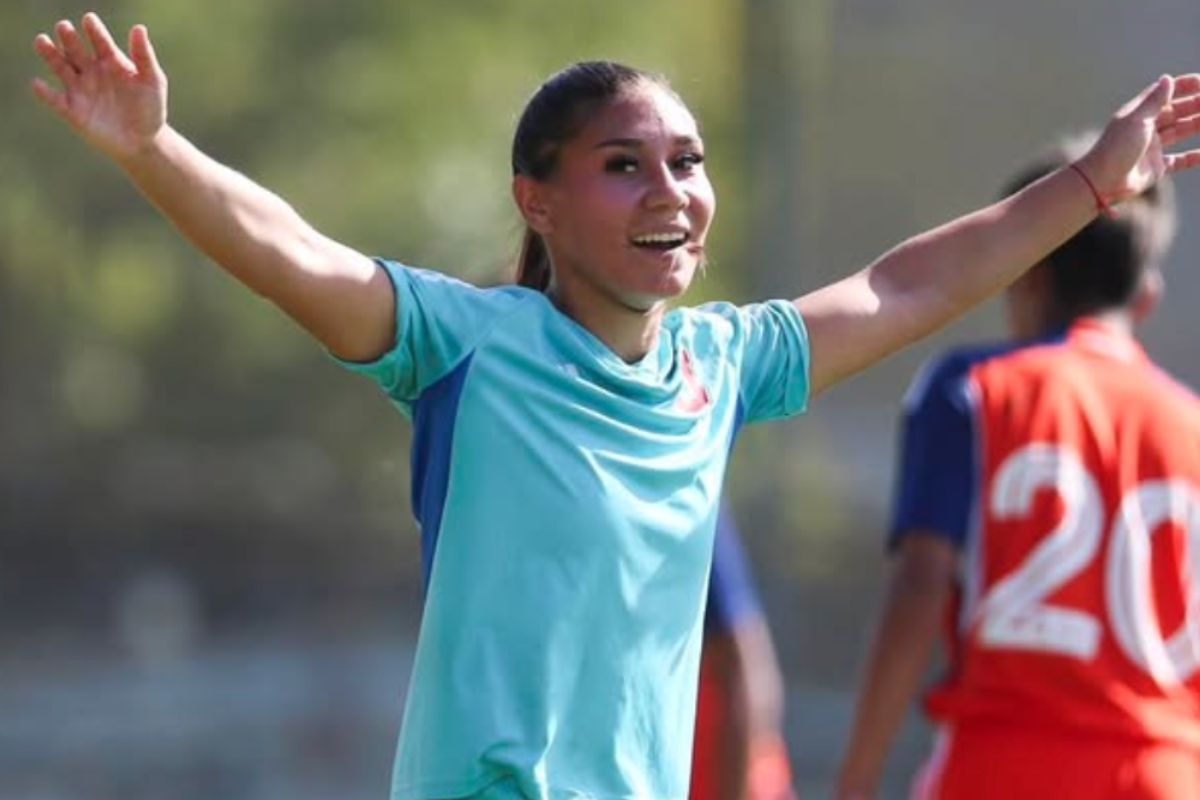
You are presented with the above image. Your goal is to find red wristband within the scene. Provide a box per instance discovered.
[1068,162,1115,218]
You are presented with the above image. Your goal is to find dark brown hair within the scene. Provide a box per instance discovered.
[511,61,678,292]
[1001,133,1177,317]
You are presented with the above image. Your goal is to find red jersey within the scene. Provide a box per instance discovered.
[892,319,1200,747]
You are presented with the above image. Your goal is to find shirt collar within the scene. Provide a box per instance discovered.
[1066,317,1147,364]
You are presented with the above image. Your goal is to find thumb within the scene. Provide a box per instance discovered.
[1128,74,1173,119]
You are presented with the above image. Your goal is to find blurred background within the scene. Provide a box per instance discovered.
[3,0,1199,797]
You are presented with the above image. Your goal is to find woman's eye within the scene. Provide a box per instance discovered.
[675,152,705,171]
[604,156,638,174]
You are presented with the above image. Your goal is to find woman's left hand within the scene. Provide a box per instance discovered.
[1079,74,1200,206]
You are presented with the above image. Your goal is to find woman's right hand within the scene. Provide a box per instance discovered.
[30,11,391,362]
[32,13,168,163]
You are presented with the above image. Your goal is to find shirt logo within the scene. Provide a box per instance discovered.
[676,349,711,413]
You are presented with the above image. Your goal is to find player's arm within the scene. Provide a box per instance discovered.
[835,533,956,800]
[31,14,392,362]
[798,74,1200,397]
[732,616,787,745]
[835,348,974,800]
[703,511,796,800]
[713,616,789,800]
[700,629,753,800]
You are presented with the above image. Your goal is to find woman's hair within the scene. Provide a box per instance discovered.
[510,61,678,292]
[1001,133,1178,317]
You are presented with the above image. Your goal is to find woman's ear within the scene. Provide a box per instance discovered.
[1131,266,1164,324]
[513,175,553,235]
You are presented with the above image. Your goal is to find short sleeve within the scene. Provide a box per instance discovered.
[705,506,764,634]
[334,259,526,408]
[888,353,979,552]
[701,300,811,423]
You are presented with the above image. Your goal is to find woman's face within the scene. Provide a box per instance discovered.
[532,84,716,312]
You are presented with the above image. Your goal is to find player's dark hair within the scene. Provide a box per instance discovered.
[1001,133,1177,319]
[511,61,679,292]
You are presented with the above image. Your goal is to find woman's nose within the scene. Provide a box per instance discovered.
[643,164,688,210]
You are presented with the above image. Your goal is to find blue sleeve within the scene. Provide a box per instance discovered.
[888,353,979,552]
[701,300,811,423]
[705,506,764,634]
[333,259,526,412]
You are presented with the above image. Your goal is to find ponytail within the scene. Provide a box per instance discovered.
[516,227,552,292]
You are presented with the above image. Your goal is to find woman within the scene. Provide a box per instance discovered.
[31,13,1200,800]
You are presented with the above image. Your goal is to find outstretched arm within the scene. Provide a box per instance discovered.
[32,13,393,361]
[836,534,957,800]
[799,74,1200,396]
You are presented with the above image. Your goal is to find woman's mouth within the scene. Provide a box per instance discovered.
[630,231,689,251]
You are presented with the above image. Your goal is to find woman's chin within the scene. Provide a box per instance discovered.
[618,277,691,312]
[589,252,699,312]
[634,259,698,302]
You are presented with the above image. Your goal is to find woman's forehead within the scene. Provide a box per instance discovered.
[579,86,701,145]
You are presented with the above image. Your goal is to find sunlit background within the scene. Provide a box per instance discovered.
[4,1,1199,797]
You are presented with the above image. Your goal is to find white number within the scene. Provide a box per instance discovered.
[1107,481,1200,686]
[979,445,1103,659]
[977,444,1200,687]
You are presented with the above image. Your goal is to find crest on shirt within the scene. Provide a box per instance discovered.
[676,349,711,413]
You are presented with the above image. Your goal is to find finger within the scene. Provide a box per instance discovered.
[55,19,94,72]
[1161,115,1200,147]
[31,77,69,119]
[82,12,136,73]
[1130,75,1173,120]
[128,24,160,77]
[1170,73,1200,100]
[1165,149,1200,173]
[1156,95,1200,130]
[33,32,79,88]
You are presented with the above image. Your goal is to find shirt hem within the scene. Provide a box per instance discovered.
[391,774,687,800]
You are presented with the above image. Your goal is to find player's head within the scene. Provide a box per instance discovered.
[1001,133,1177,339]
[510,61,714,312]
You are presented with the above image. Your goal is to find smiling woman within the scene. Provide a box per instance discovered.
[30,10,1200,800]
[510,63,715,353]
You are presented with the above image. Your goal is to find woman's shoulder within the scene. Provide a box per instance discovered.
[667,301,743,358]
[670,299,739,327]
[672,298,799,336]
[381,259,543,311]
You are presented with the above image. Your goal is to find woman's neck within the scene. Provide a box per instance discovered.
[548,278,666,363]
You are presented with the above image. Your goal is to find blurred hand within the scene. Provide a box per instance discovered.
[32,13,168,162]
[1080,73,1200,205]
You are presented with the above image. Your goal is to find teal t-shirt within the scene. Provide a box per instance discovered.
[340,260,810,800]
